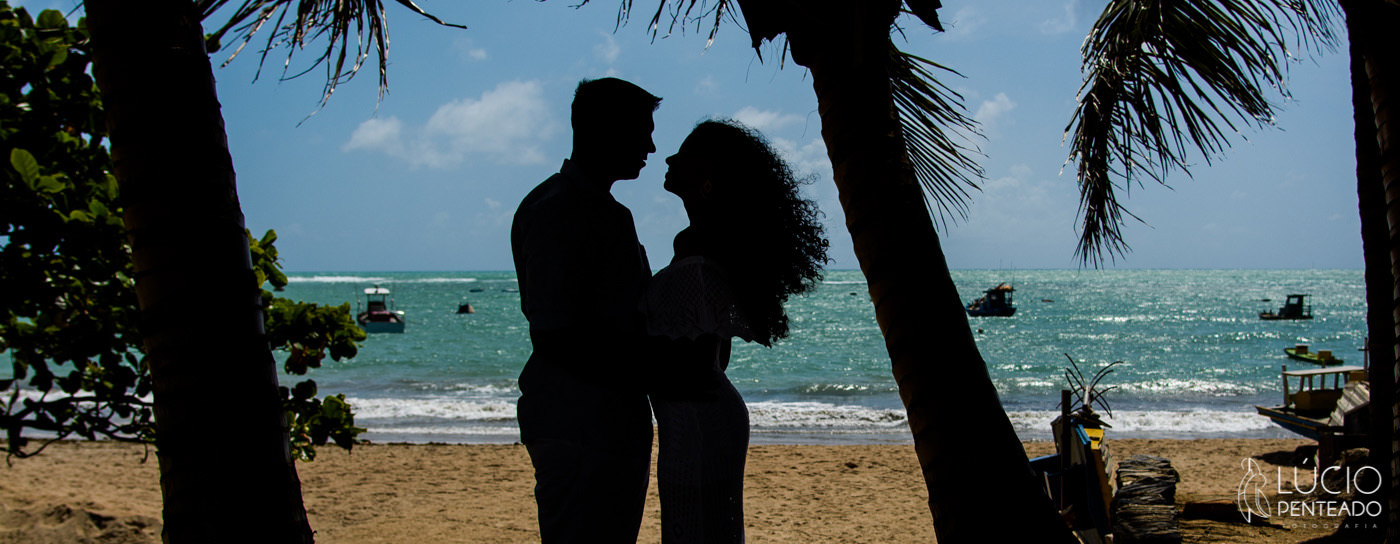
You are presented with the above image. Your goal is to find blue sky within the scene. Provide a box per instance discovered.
[30,1,1361,271]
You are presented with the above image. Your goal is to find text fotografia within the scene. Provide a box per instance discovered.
[1236,459,1383,523]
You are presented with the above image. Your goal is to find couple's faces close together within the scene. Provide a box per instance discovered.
[609,113,711,206]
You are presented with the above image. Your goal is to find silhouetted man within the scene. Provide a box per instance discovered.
[511,77,660,542]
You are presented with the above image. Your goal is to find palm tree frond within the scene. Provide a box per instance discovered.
[888,45,984,229]
[1065,0,1328,266]
[203,0,464,109]
[639,0,734,47]
[903,0,945,32]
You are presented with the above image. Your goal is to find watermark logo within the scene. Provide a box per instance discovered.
[1236,458,1271,522]
[1236,457,1383,525]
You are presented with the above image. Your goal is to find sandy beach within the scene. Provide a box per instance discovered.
[0,438,1379,543]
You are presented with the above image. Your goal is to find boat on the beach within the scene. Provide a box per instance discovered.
[1030,389,1114,544]
[1259,293,1313,320]
[1255,364,1368,462]
[357,285,406,333]
[966,283,1016,317]
[1283,344,1343,365]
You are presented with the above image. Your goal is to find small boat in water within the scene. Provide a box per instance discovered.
[1284,344,1343,365]
[967,283,1016,317]
[1259,294,1313,320]
[357,285,406,333]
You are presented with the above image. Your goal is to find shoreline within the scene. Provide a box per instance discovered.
[0,438,1376,543]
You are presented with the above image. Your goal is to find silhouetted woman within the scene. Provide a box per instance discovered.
[644,119,828,543]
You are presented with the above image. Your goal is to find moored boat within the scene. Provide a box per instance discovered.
[357,285,406,333]
[966,283,1016,317]
[1283,344,1343,365]
[1255,364,1368,456]
[1259,293,1313,320]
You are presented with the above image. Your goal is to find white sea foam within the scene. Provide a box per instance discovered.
[745,400,907,429]
[349,397,516,421]
[1006,409,1272,436]
[365,425,520,436]
[287,275,487,284]
[287,275,391,283]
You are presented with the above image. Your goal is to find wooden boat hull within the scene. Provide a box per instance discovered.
[1260,313,1312,320]
[1254,405,1324,440]
[1284,347,1342,365]
[358,312,406,334]
[967,306,1016,317]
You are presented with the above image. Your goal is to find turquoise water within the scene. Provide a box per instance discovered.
[0,269,1365,444]
[264,269,1364,444]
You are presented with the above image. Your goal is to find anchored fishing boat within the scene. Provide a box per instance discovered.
[966,283,1016,317]
[1259,294,1313,320]
[357,285,406,333]
[1283,344,1344,366]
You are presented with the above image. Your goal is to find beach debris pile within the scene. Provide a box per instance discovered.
[1111,455,1181,543]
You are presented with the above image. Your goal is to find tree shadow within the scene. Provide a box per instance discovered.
[1254,445,1318,468]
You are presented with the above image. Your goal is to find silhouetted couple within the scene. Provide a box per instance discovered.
[511,78,827,543]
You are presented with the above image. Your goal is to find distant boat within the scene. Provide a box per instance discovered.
[457,302,475,314]
[1260,294,1313,320]
[967,283,1016,317]
[357,285,406,333]
[1284,344,1343,366]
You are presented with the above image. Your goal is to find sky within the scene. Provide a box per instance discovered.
[27,1,1362,271]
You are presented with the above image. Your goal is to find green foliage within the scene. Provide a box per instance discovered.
[0,1,365,460]
[252,229,368,461]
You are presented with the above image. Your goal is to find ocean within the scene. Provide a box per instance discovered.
[268,269,1366,445]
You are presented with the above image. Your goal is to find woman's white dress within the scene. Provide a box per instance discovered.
[644,256,752,544]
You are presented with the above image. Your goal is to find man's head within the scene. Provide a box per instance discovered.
[570,78,661,183]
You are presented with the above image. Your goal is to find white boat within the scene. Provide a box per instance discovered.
[357,285,405,333]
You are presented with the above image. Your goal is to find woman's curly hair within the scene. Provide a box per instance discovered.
[684,119,830,345]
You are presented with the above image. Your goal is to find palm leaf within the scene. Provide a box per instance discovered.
[1065,0,1338,266]
[888,45,984,226]
[606,1,980,223]
[198,0,464,109]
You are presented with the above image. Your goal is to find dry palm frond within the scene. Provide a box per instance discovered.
[1065,0,1338,267]
[888,45,984,228]
[197,0,463,109]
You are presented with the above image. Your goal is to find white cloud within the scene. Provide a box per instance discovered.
[453,37,488,61]
[345,117,406,156]
[975,93,1017,127]
[695,75,719,96]
[343,80,558,168]
[939,7,983,42]
[764,136,832,184]
[731,106,804,133]
[1040,0,1080,35]
[594,31,621,64]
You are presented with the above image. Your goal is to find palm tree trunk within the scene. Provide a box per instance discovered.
[84,1,313,542]
[1344,0,1397,535]
[1342,0,1400,540]
[1343,0,1395,535]
[777,1,1072,540]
